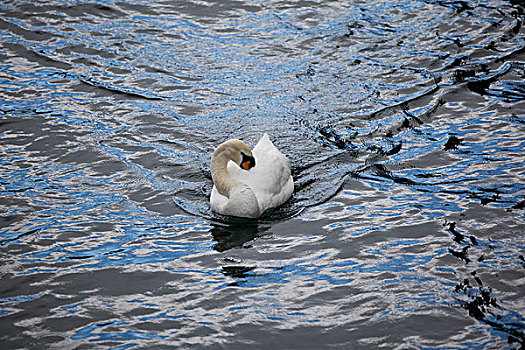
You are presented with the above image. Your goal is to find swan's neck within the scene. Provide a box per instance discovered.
[211,151,239,198]
[210,143,262,218]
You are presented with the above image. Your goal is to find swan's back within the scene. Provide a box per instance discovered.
[229,133,293,214]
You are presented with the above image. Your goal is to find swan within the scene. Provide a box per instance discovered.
[210,133,294,218]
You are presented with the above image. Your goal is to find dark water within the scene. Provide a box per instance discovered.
[1,0,524,348]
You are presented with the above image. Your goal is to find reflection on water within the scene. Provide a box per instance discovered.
[1,0,524,348]
[211,222,264,252]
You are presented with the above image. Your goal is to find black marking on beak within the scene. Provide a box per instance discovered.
[240,152,256,170]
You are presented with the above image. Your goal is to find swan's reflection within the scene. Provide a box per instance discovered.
[210,222,268,252]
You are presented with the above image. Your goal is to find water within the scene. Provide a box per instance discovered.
[1,0,524,348]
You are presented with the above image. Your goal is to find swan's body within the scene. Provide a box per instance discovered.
[210,133,294,218]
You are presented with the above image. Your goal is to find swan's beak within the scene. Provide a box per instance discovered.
[241,153,256,171]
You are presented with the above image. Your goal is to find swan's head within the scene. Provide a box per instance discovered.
[213,139,256,171]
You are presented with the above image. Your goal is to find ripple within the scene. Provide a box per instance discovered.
[1,0,524,348]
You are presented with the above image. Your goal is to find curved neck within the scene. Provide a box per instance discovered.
[211,150,239,198]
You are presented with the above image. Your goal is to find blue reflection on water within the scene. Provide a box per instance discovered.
[72,320,166,341]
[0,0,524,348]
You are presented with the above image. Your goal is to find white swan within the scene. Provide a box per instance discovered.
[210,133,294,218]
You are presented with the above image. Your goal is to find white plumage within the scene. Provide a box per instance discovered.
[210,133,293,218]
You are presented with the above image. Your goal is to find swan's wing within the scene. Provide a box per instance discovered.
[250,134,294,211]
[226,133,293,214]
[252,133,292,189]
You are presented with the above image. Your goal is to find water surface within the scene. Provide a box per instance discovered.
[1,0,524,348]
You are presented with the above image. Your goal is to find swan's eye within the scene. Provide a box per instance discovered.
[240,152,256,170]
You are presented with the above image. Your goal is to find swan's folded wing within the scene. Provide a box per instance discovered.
[251,135,293,210]
[252,137,291,192]
[228,133,293,214]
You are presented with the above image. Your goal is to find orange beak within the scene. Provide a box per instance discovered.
[240,152,255,170]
